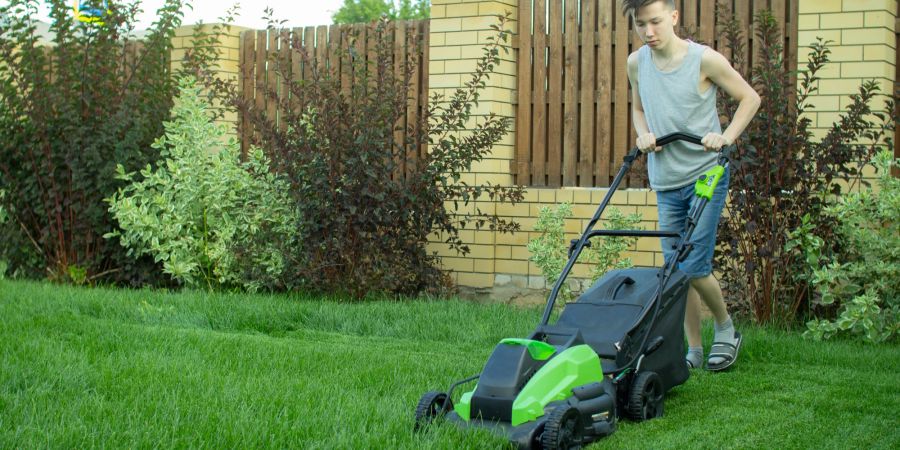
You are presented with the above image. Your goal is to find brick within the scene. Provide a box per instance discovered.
[496,259,528,275]
[430,33,446,46]
[441,257,474,272]
[429,60,446,75]
[842,28,895,45]
[495,245,512,259]
[572,189,592,204]
[496,231,528,245]
[461,16,502,31]
[817,78,866,95]
[474,259,495,273]
[538,189,556,203]
[511,246,531,260]
[637,206,659,221]
[863,44,896,62]
[864,10,896,28]
[444,31,480,46]
[458,272,494,288]
[447,3,480,17]
[474,230,495,245]
[627,190,646,205]
[841,61,894,78]
[798,0,841,14]
[468,244,495,259]
[806,95,841,111]
[819,12,865,29]
[842,0,895,12]
[445,59,479,74]
[798,30,842,46]
[825,45,864,62]
[557,190,575,203]
[798,14,820,31]
[429,45,462,60]
[431,18,463,33]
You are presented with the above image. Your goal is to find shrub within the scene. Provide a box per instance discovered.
[0,0,189,284]
[790,150,898,343]
[714,6,897,324]
[527,203,642,302]
[106,77,299,292]
[200,15,524,298]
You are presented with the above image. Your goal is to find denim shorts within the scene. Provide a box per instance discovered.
[656,167,729,279]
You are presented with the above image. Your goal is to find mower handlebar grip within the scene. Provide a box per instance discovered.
[655,132,703,146]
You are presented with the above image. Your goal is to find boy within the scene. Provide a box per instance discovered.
[623,0,760,370]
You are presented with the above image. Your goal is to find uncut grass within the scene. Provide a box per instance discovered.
[1,280,898,449]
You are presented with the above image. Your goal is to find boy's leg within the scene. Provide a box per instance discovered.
[684,286,704,368]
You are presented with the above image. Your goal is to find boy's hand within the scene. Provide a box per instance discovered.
[637,133,661,153]
[701,133,731,151]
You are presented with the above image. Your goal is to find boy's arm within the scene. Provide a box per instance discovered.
[701,48,761,148]
[627,51,659,152]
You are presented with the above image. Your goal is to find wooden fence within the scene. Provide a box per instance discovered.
[515,0,799,188]
[237,20,430,160]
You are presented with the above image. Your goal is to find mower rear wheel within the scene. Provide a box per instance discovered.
[414,391,453,431]
[541,406,584,450]
[626,371,664,421]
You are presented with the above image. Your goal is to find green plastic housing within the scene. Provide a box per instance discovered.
[694,165,726,200]
[454,344,603,426]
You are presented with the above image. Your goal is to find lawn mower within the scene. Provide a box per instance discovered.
[414,132,731,449]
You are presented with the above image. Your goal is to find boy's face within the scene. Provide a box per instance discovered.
[633,1,679,49]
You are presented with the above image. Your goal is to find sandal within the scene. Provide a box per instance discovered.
[707,332,742,372]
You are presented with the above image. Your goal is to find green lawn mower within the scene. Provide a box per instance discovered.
[414,133,731,449]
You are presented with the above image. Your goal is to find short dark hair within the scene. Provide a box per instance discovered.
[620,0,676,18]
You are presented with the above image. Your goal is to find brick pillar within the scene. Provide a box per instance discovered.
[429,1,520,290]
[797,0,897,139]
[170,24,250,134]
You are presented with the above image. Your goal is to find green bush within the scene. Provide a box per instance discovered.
[527,203,642,302]
[714,7,897,324]
[106,77,299,292]
[0,0,191,284]
[201,15,524,298]
[789,150,899,343]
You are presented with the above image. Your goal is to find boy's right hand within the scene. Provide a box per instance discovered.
[637,133,662,153]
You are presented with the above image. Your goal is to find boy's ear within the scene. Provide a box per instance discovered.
[672,9,679,26]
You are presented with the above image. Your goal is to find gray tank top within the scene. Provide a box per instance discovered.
[638,41,720,191]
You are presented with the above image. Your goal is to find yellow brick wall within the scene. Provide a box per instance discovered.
[432,186,665,290]
[429,1,520,288]
[170,24,249,134]
[797,0,896,140]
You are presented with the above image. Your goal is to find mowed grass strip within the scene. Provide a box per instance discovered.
[1,280,898,449]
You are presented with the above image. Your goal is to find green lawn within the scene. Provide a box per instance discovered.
[1,280,898,449]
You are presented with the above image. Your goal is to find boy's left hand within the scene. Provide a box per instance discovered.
[701,133,731,151]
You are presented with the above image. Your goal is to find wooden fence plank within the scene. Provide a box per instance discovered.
[407,21,421,161]
[579,0,596,187]
[266,30,278,126]
[279,29,291,132]
[392,21,406,179]
[532,0,548,186]
[547,0,564,187]
[516,0,532,184]
[303,27,314,81]
[254,30,267,142]
[240,31,254,154]
[418,20,429,160]
[316,25,328,74]
[596,0,613,186]
[613,1,630,187]
[563,0,579,186]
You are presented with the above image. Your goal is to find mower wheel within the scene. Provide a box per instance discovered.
[540,406,584,450]
[625,371,664,421]
[414,391,453,431]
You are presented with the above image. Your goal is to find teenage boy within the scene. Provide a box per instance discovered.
[623,0,760,370]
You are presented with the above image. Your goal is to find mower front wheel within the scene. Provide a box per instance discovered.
[541,406,584,450]
[625,371,664,421]
[414,391,453,431]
